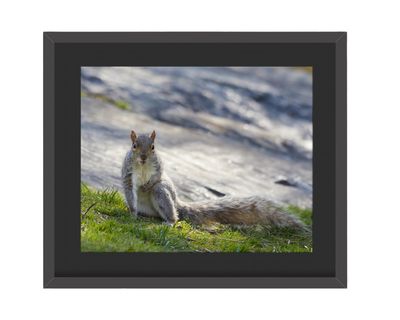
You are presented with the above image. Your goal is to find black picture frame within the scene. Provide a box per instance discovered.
[44,32,347,288]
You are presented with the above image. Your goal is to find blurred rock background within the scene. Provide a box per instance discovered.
[81,67,312,208]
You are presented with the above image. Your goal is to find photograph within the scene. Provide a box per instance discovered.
[80,66,313,253]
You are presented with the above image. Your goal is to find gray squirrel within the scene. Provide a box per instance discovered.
[121,130,306,229]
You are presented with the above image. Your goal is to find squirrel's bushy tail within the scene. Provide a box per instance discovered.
[177,196,306,230]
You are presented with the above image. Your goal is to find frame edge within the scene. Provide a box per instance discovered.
[43,32,56,288]
[42,31,347,44]
[45,276,346,288]
[335,32,347,288]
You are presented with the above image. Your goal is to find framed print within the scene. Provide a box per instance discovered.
[44,32,347,288]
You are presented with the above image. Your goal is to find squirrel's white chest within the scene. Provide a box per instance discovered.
[133,163,156,186]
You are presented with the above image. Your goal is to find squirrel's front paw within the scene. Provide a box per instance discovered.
[140,183,152,192]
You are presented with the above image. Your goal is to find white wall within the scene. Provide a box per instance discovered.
[1,1,399,319]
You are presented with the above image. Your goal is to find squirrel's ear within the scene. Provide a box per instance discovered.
[130,130,137,142]
[150,130,156,141]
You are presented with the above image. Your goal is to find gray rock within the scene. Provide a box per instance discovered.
[81,67,313,209]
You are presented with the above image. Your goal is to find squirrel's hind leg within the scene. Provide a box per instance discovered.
[150,183,179,225]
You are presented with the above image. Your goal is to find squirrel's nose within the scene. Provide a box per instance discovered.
[140,154,147,161]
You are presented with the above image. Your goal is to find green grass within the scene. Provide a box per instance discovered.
[81,183,312,253]
[81,91,130,110]
[293,66,313,74]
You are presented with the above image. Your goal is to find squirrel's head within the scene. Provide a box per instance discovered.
[130,130,156,165]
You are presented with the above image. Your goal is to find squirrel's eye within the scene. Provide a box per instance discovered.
[132,144,137,150]
[151,144,154,150]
